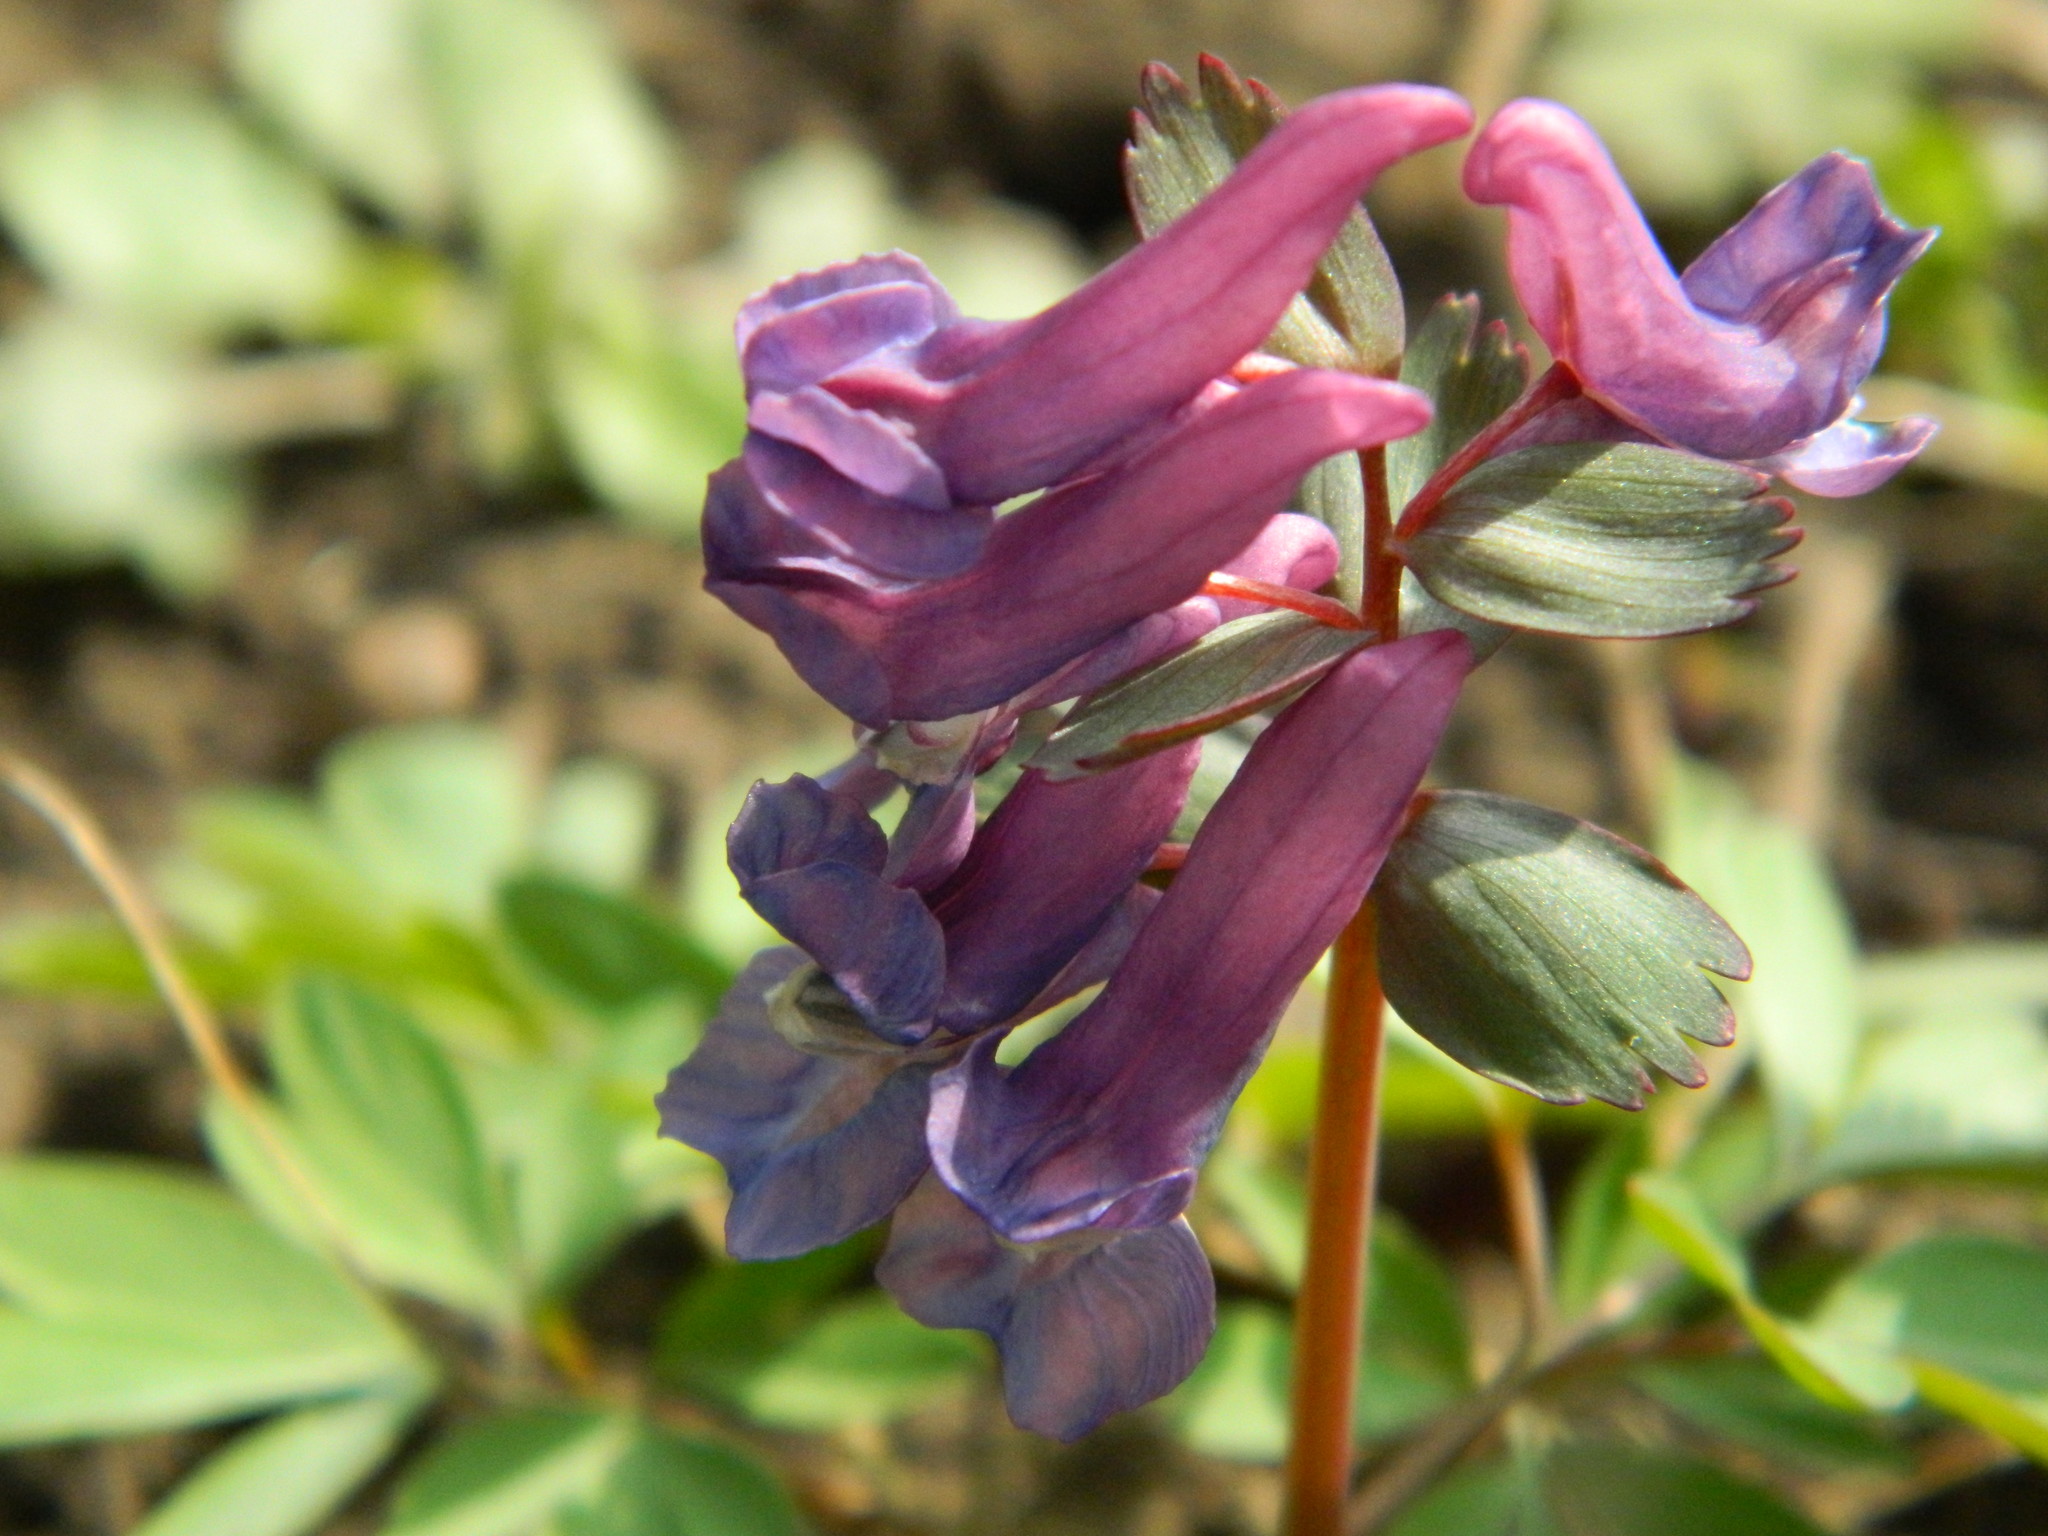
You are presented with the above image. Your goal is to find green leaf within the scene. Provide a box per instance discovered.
[416,0,683,269]
[261,974,519,1321]
[1398,443,1796,638]
[227,0,454,231]
[1126,55,1402,374]
[1384,1456,1561,1536]
[1633,1356,1906,1471]
[0,1157,423,1442]
[533,756,664,893]
[1376,790,1750,1108]
[1358,1217,1473,1438]
[1166,1302,1292,1461]
[135,1389,425,1536]
[655,1237,875,1401]
[0,308,247,595]
[321,721,530,924]
[1818,1235,2048,1457]
[1388,295,1530,512]
[1658,758,1863,1160]
[1629,1171,1911,1410]
[562,1428,805,1536]
[384,1406,636,1536]
[1554,1120,1655,1320]
[1817,1008,2048,1180]
[1541,1439,1826,1536]
[0,82,355,338]
[0,914,249,1003]
[1034,611,1369,776]
[1861,941,2048,1024]
[738,1294,983,1431]
[500,872,728,1014]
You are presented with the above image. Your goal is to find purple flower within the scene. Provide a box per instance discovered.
[657,747,1195,1258]
[1463,99,1935,496]
[708,82,1474,727]
[710,369,1432,727]
[875,632,1472,1435]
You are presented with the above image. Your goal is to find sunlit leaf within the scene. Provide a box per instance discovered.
[1376,791,1749,1108]
[1034,611,1368,776]
[1126,54,1402,373]
[1399,443,1797,638]
[1630,1172,1911,1410]
[738,1294,983,1431]
[1659,757,1863,1160]
[0,1158,423,1442]
[1818,1235,2048,1458]
[1166,1303,1291,1461]
[134,1390,425,1536]
[227,0,454,230]
[384,1405,635,1536]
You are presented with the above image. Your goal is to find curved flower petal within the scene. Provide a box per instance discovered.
[735,434,992,584]
[1757,412,1939,497]
[658,949,937,1259]
[1464,99,1933,464]
[928,746,1199,1035]
[708,370,1432,726]
[877,1174,1215,1440]
[727,776,946,1038]
[736,252,957,374]
[929,631,1473,1244]
[808,85,1472,504]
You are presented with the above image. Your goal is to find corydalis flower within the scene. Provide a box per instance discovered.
[707,83,1473,726]
[657,746,1195,1258]
[1464,99,1935,496]
[879,632,1473,1437]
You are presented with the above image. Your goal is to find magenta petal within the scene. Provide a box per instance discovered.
[736,435,992,583]
[879,85,1472,502]
[710,370,1432,726]
[1464,100,1932,462]
[1757,412,1938,496]
[929,632,1473,1243]
[928,747,1198,1035]
[877,1174,1216,1440]
[658,949,935,1259]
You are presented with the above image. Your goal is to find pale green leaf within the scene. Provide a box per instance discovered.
[533,757,662,894]
[738,1294,983,1431]
[1542,1439,1826,1536]
[1399,443,1796,638]
[135,1390,425,1536]
[1376,790,1749,1108]
[499,872,728,1015]
[1388,295,1529,512]
[384,1406,635,1536]
[561,1428,805,1536]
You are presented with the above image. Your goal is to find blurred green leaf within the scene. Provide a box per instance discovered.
[1540,0,1979,210]
[0,1157,424,1442]
[0,914,250,1003]
[1399,444,1796,639]
[416,0,682,270]
[227,0,454,230]
[1358,1216,1473,1439]
[0,81,357,337]
[1861,942,2048,1023]
[1555,1119,1655,1320]
[257,974,519,1321]
[1167,1302,1292,1461]
[738,1293,983,1431]
[0,309,246,595]
[384,1405,635,1536]
[1659,757,1863,1161]
[1541,1439,1826,1536]
[1629,1171,1911,1410]
[1376,790,1749,1108]
[1818,1235,2048,1458]
[533,755,663,893]
[561,1428,805,1536]
[1034,611,1369,776]
[135,1389,425,1536]
[656,1236,874,1401]
[500,872,729,1015]
[1388,295,1529,512]
[1633,1355,1906,1471]
[1126,54,1401,374]
[1384,1455,1561,1536]
[321,721,530,924]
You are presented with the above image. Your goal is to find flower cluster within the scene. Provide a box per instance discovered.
[662,70,1932,1440]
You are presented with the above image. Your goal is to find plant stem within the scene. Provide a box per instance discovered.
[0,750,353,1256]
[1360,446,1401,640]
[1281,902,1388,1536]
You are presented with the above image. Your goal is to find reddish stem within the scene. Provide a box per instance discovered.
[1391,361,1582,542]
[1360,445,1399,639]
[1200,574,1373,632]
[1281,902,1388,1536]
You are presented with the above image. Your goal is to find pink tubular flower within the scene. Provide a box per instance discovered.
[1464,98,1936,496]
